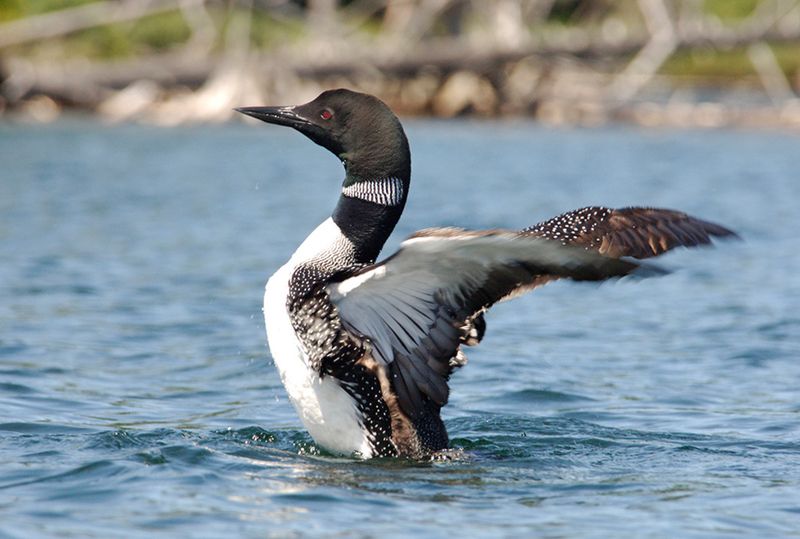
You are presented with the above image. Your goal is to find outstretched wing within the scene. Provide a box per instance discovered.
[488,206,740,302]
[327,230,643,420]
[523,206,738,259]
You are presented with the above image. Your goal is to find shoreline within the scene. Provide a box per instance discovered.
[5,70,800,132]
[3,2,800,130]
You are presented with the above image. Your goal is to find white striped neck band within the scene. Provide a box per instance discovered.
[341,177,405,206]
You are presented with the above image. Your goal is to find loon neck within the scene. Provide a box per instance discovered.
[331,173,409,265]
[326,108,410,265]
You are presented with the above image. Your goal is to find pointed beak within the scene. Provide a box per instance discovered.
[235,106,313,129]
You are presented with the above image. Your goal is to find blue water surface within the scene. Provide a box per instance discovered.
[0,118,798,538]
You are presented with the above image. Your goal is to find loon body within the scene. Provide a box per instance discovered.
[237,89,736,459]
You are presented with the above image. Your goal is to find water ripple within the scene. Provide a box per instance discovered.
[1,121,798,538]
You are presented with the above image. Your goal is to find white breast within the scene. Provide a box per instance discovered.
[263,219,373,458]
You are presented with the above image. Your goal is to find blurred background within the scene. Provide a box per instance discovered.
[2,0,800,127]
[3,4,800,538]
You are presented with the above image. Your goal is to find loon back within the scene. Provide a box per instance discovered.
[237,89,738,459]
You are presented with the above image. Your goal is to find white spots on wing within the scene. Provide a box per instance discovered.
[527,207,612,247]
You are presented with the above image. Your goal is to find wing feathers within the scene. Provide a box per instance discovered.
[390,359,421,417]
[329,208,735,423]
[330,230,645,420]
[525,206,737,260]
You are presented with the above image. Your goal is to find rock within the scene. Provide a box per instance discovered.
[97,79,161,122]
[397,69,440,114]
[501,57,542,113]
[432,70,497,117]
[19,94,60,122]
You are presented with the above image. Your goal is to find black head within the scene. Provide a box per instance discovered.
[236,89,411,183]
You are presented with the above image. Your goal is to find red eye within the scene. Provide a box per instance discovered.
[320,109,333,120]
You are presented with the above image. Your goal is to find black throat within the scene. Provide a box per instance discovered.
[331,175,408,264]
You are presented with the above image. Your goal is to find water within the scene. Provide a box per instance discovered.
[1,118,798,538]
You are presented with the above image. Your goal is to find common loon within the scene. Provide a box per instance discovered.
[236,89,736,459]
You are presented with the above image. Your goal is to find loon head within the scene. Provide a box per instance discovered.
[236,89,411,185]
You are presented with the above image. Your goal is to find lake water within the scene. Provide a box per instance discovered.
[0,118,798,538]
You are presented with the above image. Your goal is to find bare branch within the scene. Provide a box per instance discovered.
[0,0,201,49]
[748,42,797,104]
[607,0,677,102]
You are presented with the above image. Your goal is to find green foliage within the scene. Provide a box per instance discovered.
[547,0,584,24]
[7,7,192,59]
[0,0,84,22]
[703,0,759,20]
[245,9,306,48]
[769,43,800,76]
[1,0,795,86]
[545,0,641,26]
[70,25,132,58]
[128,11,191,52]
[0,0,24,22]
[663,47,756,79]
[661,43,800,80]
